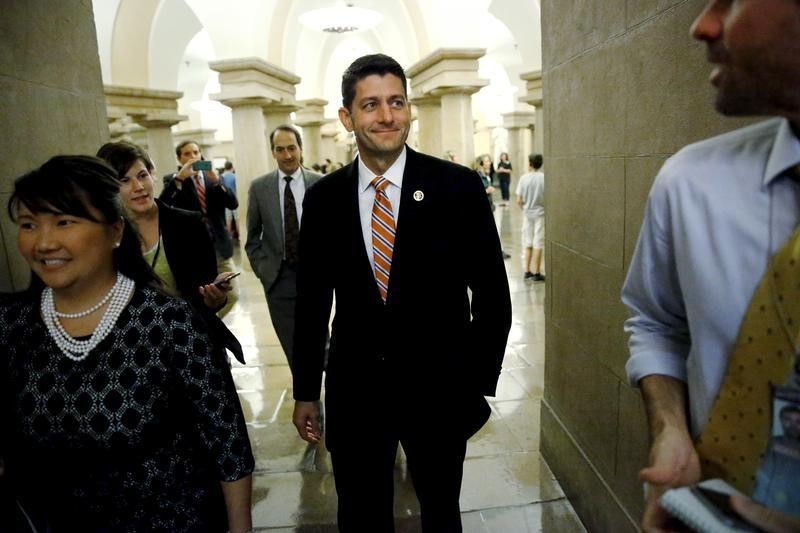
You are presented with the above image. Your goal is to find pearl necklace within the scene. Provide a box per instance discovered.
[53,272,120,318]
[40,273,136,362]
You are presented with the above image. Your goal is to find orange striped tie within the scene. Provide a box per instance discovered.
[371,176,395,302]
[194,175,207,214]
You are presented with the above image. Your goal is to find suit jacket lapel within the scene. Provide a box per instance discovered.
[266,171,283,249]
[387,147,424,302]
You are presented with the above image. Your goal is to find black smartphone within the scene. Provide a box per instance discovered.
[192,160,213,171]
[690,486,754,531]
[213,272,241,287]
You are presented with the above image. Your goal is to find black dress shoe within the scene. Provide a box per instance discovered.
[524,272,535,280]
[532,273,545,282]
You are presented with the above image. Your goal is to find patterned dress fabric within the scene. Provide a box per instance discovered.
[0,286,254,531]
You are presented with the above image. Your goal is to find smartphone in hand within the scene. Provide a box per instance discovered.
[213,272,241,287]
[192,160,213,171]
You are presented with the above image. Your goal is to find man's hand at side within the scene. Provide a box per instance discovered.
[293,401,321,443]
[639,375,700,533]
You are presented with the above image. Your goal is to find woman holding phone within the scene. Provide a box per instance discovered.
[97,141,244,363]
[0,155,254,531]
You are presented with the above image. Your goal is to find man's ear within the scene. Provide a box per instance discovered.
[338,106,354,132]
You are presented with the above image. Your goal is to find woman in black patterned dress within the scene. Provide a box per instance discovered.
[0,156,254,532]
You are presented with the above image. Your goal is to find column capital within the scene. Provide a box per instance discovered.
[295,99,330,127]
[406,48,488,99]
[502,111,536,129]
[209,57,301,109]
[409,94,441,107]
[519,70,543,107]
[104,85,187,128]
[430,84,487,98]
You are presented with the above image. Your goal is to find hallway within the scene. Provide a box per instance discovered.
[223,200,585,531]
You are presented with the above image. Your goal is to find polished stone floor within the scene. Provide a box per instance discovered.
[223,199,586,532]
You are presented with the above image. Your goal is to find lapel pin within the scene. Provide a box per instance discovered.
[413,190,424,202]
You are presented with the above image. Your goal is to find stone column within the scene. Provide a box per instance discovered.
[503,111,536,177]
[295,99,329,169]
[410,95,442,157]
[434,87,484,165]
[320,123,338,166]
[105,86,187,185]
[407,48,488,164]
[209,58,301,232]
[520,70,544,156]
[133,117,185,189]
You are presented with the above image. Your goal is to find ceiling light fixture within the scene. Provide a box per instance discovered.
[299,3,383,34]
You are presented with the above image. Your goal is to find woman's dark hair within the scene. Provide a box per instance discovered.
[96,141,154,179]
[7,155,158,289]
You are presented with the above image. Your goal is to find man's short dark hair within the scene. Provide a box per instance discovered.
[224,161,234,171]
[175,139,200,159]
[341,54,407,111]
[530,154,543,170]
[270,125,303,151]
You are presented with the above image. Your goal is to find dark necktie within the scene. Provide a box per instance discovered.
[284,176,300,265]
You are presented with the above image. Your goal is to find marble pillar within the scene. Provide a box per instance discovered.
[410,95,442,158]
[104,85,187,187]
[435,87,483,166]
[407,48,488,165]
[209,57,301,243]
[295,99,330,169]
[520,70,544,156]
[502,111,536,178]
[133,118,184,189]
[320,124,338,167]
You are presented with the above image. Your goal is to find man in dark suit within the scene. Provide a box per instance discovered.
[292,54,511,532]
[160,140,239,314]
[245,125,322,369]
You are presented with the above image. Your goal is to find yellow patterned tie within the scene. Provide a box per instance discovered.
[696,223,800,493]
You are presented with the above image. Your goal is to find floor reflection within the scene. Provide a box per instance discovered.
[225,200,585,531]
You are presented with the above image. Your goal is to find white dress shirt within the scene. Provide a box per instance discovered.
[622,118,800,436]
[358,147,406,272]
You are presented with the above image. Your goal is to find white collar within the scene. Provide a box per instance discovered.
[358,147,407,192]
[280,167,303,181]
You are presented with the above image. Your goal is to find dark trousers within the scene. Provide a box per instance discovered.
[330,431,467,533]
[499,174,511,201]
[264,262,297,369]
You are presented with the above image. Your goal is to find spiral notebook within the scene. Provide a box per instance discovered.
[659,479,757,533]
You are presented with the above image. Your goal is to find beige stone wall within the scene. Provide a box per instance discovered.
[0,1,109,292]
[540,0,754,530]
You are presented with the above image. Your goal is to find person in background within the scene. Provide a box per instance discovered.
[477,154,511,260]
[161,140,239,316]
[496,151,512,206]
[96,141,244,364]
[516,154,545,282]
[221,161,239,241]
[0,155,254,531]
[246,125,323,370]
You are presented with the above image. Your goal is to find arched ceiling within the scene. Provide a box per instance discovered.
[95,0,541,139]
